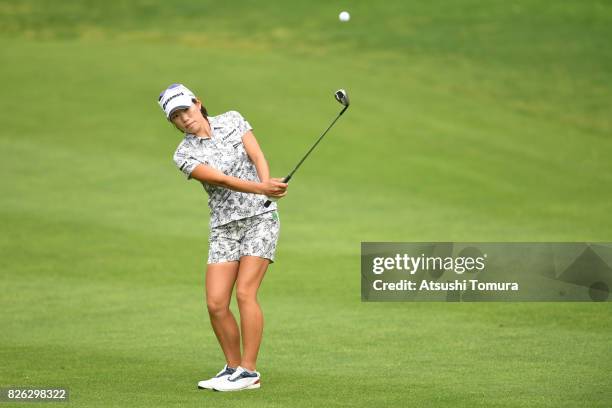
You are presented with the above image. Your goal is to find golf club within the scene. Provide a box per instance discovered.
[264,89,350,207]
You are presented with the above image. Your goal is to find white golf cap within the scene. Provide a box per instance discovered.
[158,83,196,119]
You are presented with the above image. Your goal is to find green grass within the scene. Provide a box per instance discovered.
[1,1,611,407]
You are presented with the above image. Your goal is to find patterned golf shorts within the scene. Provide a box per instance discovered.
[208,210,280,264]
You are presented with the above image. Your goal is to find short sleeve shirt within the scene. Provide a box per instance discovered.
[173,110,277,228]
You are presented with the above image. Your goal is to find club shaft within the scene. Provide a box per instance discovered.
[287,105,348,178]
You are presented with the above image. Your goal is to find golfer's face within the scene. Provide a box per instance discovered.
[170,103,201,133]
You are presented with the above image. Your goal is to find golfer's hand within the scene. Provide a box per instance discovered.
[261,178,288,198]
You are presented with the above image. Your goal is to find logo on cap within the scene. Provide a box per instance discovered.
[162,92,184,110]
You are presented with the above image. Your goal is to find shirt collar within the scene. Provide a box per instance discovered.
[185,133,209,146]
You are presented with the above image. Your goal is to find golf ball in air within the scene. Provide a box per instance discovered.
[339,11,350,22]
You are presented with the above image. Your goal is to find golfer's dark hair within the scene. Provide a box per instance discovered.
[194,98,209,117]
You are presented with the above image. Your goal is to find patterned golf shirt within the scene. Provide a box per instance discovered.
[173,111,277,228]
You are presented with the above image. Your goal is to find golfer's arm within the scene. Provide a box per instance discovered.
[190,164,264,194]
[243,131,270,182]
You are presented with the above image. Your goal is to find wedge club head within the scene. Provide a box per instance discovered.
[335,89,350,107]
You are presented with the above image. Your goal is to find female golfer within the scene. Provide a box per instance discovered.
[158,84,287,392]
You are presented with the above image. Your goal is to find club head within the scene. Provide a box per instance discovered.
[334,89,350,107]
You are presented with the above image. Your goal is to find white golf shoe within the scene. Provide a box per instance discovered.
[213,366,261,392]
[197,364,236,390]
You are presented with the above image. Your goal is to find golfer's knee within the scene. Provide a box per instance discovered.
[206,298,230,316]
[235,288,257,306]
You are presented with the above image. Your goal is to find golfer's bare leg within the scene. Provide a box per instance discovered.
[235,256,269,371]
[206,262,241,367]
